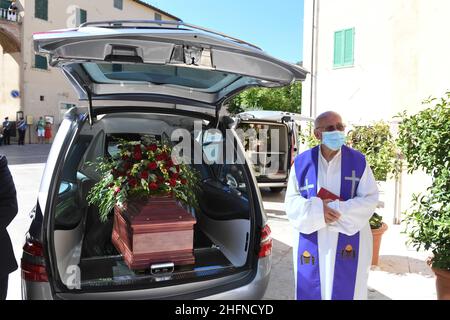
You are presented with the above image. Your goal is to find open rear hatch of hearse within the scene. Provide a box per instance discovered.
[34,21,307,298]
[34,20,307,121]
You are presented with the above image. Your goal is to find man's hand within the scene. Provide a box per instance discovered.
[323,199,341,224]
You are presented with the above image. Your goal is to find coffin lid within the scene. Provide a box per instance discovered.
[122,197,196,227]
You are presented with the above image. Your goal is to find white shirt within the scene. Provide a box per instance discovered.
[285,146,379,300]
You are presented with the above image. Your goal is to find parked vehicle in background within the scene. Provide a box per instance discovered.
[234,111,313,193]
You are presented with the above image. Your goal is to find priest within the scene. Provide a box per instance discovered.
[285,111,379,300]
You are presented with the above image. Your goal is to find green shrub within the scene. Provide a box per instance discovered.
[298,122,320,149]
[227,82,302,115]
[369,212,383,229]
[396,92,450,270]
[347,121,399,182]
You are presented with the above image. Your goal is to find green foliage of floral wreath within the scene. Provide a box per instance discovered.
[86,135,200,223]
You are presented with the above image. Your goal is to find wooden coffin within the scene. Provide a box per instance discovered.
[111,196,196,270]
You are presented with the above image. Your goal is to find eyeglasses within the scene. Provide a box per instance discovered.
[316,123,346,132]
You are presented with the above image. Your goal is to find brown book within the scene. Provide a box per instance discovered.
[317,187,343,201]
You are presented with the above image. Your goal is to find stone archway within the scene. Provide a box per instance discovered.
[0,17,21,134]
[0,19,20,53]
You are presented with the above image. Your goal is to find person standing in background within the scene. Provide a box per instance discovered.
[17,117,27,146]
[44,121,52,144]
[7,1,18,21]
[0,154,18,300]
[36,117,45,144]
[2,117,11,145]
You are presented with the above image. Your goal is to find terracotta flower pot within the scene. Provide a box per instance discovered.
[371,222,388,266]
[432,267,450,300]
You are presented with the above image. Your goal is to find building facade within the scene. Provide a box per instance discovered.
[302,0,450,123]
[0,0,180,141]
[301,0,450,224]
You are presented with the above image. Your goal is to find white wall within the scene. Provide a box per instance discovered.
[415,0,450,105]
[303,0,450,122]
[303,0,395,123]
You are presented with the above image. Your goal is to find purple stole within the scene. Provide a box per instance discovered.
[294,145,366,300]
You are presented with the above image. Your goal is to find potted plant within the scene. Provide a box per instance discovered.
[369,212,388,265]
[396,92,450,300]
[348,121,398,265]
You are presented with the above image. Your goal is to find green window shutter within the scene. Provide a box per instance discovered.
[334,28,355,67]
[333,31,344,66]
[35,0,48,21]
[0,0,11,10]
[80,9,87,24]
[35,55,47,70]
[343,28,355,65]
[155,13,162,21]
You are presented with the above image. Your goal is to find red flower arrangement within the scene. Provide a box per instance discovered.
[87,136,198,222]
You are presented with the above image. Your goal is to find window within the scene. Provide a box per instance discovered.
[333,28,355,67]
[76,8,87,26]
[114,0,123,10]
[35,54,48,70]
[35,0,48,21]
[83,62,240,92]
[154,12,162,21]
[37,118,73,212]
[54,134,93,230]
[195,130,249,195]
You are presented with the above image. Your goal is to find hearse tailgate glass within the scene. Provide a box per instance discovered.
[33,24,307,106]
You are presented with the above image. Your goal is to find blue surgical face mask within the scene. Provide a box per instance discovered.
[322,131,346,151]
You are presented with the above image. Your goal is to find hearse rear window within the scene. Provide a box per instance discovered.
[83,63,240,92]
